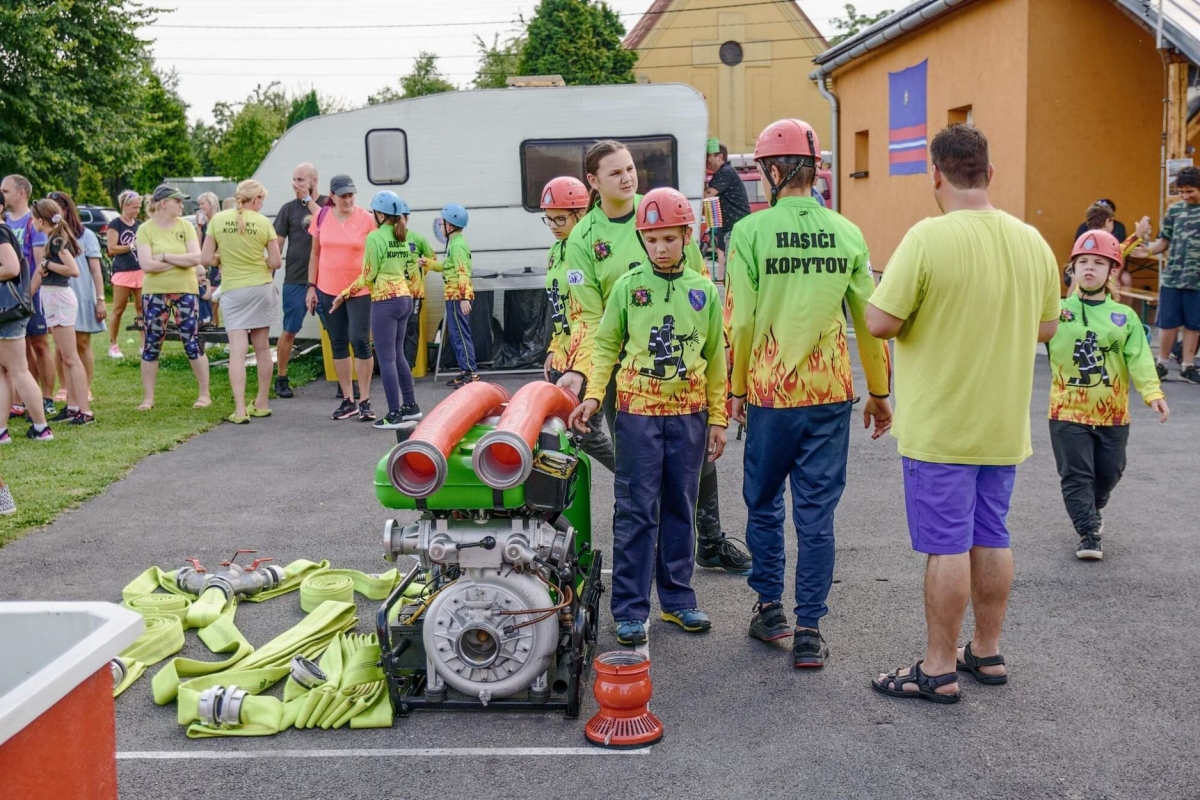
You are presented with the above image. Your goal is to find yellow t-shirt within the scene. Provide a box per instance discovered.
[137,218,199,295]
[206,208,274,291]
[869,210,1060,465]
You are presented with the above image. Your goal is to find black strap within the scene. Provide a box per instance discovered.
[493,488,505,511]
[416,498,427,511]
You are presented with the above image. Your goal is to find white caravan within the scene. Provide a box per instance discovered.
[252,83,709,342]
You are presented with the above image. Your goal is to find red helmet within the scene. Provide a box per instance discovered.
[1071,230,1122,266]
[754,119,821,162]
[540,176,589,210]
[636,188,694,231]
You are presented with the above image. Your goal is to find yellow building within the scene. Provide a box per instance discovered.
[624,0,831,154]
[809,0,1199,284]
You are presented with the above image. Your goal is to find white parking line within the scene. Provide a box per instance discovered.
[117,747,651,760]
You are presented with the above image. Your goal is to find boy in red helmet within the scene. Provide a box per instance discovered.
[725,118,893,668]
[568,187,727,646]
[1048,230,1169,561]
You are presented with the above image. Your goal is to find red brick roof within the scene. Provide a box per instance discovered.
[623,0,676,50]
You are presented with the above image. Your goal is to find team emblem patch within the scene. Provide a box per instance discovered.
[646,208,660,224]
[567,269,584,285]
[632,286,652,307]
[542,189,554,206]
[409,242,418,252]
[689,288,706,311]
[1060,308,1075,323]
[1110,312,1127,327]
[593,240,612,261]
[1083,236,1097,250]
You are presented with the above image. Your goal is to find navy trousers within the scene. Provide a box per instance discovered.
[743,401,851,629]
[611,411,707,622]
[444,299,476,373]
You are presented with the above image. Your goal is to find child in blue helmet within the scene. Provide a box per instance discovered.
[331,191,422,428]
[426,203,478,386]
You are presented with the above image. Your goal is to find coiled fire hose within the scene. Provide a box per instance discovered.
[299,569,418,612]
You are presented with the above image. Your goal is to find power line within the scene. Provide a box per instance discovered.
[149,0,811,30]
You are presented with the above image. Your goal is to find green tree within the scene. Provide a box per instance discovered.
[0,0,152,191]
[75,164,111,207]
[369,52,457,104]
[829,3,894,45]
[189,120,222,175]
[207,83,289,180]
[518,0,635,85]
[474,32,526,89]
[132,70,199,192]
[287,89,321,129]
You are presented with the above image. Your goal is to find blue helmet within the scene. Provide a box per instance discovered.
[371,191,408,216]
[441,203,468,229]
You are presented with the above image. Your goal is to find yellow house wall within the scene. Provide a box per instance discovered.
[1025,0,1163,275]
[631,0,830,154]
[829,0,1031,267]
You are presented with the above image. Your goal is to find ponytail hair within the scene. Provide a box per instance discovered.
[584,139,630,212]
[31,198,80,255]
[234,180,267,235]
[45,190,85,240]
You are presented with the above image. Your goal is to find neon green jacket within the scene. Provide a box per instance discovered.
[342,225,413,302]
[404,230,437,300]
[428,234,473,300]
[584,262,727,427]
[725,195,890,408]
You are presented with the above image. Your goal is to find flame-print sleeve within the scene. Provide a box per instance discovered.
[703,281,729,427]
[583,279,626,406]
[566,229,604,380]
[725,223,758,398]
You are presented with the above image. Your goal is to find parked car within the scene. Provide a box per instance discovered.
[78,205,119,251]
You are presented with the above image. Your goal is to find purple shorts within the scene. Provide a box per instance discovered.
[902,457,1016,555]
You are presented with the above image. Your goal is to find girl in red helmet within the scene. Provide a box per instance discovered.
[563,139,752,577]
[1047,229,1168,562]
[540,176,615,473]
[568,187,727,646]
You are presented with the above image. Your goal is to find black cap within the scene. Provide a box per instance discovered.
[152,184,189,202]
[329,175,357,196]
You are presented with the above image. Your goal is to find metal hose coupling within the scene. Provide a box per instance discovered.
[387,439,449,499]
[290,655,328,689]
[472,429,534,490]
[198,685,249,729]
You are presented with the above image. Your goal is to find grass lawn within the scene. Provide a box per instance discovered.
[0,335,321,546]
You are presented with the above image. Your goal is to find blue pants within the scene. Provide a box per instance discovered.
[743,401,851,629]
[371,296,416,414]
[445,300,476,373]
[611,411,707,622]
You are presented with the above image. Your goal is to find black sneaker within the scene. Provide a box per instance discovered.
[68,411,95,426]
[331,398,357,420]
[1156,362,1169,380]
[1182,366,1200,384]
[793,628,829,669]
[1076,534,1103,560]
[374,410,407,430]
[400,403,423,421]
[49,406,76,422]
[274,376,294,399]
[43,398,56,417]
[26,424,53,441]
[357,399,376,421]
[448,371,480,387]
[334,380,361,401]
[749,601,791,642]
[696,535,753,576]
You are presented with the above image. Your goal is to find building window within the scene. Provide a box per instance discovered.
[948,105,973,126]
[519,136,678,212]
[852,130,870,178]
[365,129,409,185]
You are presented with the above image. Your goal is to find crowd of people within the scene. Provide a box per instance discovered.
[0,121,1188,709]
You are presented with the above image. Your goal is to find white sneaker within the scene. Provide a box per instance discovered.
[108,345,123,359]
[0,485,15,516]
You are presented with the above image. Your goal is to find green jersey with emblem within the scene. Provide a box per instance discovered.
[428,233,473,300]
[343,224,413,301]
[584,263,727,427]
[404,230,437,300]
[1047,294,1163,426]
[725,195,890,408]
[566,195,706,379]
[1161,199,1200,289]
[545,238,588,375]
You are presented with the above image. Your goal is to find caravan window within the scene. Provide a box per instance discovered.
[520,136,678,212]
[365,129,409,185]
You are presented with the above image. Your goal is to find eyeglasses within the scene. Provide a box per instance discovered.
[542,214,572,227]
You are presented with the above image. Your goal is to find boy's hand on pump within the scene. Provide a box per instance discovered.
[706,425,726,462]
[1151,398,1170,423]
[568,398,599,433]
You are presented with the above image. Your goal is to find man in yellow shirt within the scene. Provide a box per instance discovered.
[866,124,1060,704]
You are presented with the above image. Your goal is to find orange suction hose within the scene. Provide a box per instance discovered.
[472,382,578,490]
[386,381,511,498]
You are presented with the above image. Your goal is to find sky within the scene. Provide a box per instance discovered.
[141,0,898,123]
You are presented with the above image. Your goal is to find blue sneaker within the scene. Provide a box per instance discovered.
[662,607,712,633]
[615,620,647,646]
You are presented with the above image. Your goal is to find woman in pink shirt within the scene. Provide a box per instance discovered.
[305,174,377,421]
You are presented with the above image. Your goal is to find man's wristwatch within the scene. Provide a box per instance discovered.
[302,196,313,205]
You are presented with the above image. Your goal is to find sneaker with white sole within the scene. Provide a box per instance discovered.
[0,485,15,515]
[26,425,53,441]
[108,344,123,359]
[1076,534,1103,560]
[0,429,10,445]
[374,411,407,430]
[400,403,423,421]
[331,398,357,420]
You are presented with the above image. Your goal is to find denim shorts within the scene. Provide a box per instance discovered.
[0,317,28,340]
[902,457,1017,555]
[282,283,307,334]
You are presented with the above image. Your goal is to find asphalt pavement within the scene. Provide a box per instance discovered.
[2,354,1198,800]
